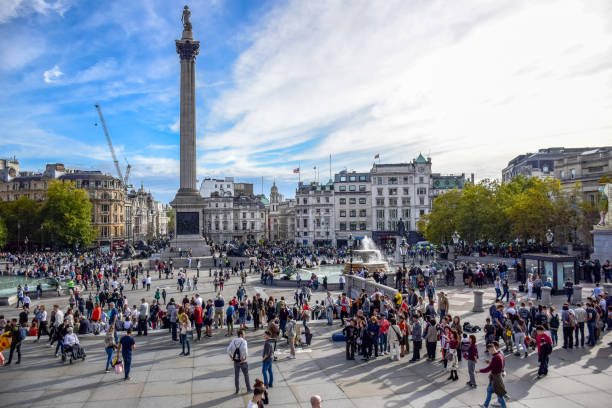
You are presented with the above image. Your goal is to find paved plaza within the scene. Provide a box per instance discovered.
[1,266,611,408]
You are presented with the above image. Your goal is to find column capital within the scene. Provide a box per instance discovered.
[176,40,200,60]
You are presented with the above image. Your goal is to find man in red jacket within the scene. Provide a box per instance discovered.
[479,341,506,408]
[535,325,552,378]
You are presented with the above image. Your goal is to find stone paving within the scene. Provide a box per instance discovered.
[1,266,611,407]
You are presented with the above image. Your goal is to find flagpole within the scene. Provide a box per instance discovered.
[329,154,332,181]
[298,161,301,184]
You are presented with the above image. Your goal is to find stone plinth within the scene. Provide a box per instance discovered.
[472,290,484,312]
[573,284,583,305]
[603,283,612,295]
[541,286,552,305]
[592,228,612,263]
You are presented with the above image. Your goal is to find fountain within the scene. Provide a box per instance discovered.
[346,237,388,274]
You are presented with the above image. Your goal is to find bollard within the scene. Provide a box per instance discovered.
[572,284,582,305]
[472,290,484,312]
[541,287,552,305]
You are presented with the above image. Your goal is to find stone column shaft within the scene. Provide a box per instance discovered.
[179,57,197,192]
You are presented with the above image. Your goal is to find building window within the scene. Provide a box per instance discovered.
[389,209,398,219]
[339,186,347,191]
[376,209,384,219]
[403,176,408,183]
[377,188,383,196]
[349,210,356,217]
[359,185,366,192]
[402,198,411,206]
[340,176,347,182]
[403,209,411,218]
[389,198,398,206]
[349,198,356,204]
[388,188,397,195]
[303,219,308,227]
[403,187,409,195]
[376,198,384,206]
[349,175,356,181]
[389,177,398,185]
[340,222,346,231]
[251,222,255,230]
[340,210,346,217]
[349,223,357,231]
[325,197,329,203]
[250,212,254,218]
[388,220,397,231]
[316,197,320,203]
[377,177,383,185]
[340,198,346,205]
[101,204,109,212]
[359,209,366,217]
[325,208,330,214]
[359,222,366,230]
[349,185,356,191]
[359,175,366,181]
[417,187,427,195]
[242,222,247,230]
[376,221,385,231]
[570,168,575,179]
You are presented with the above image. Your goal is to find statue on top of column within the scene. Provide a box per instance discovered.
[181,5,192,31]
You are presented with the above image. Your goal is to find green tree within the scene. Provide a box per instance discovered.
[0,196,42,247]
[167,208,175,235]
[419,189,461,243]
[0,216,6,247]
[41,180,96,248]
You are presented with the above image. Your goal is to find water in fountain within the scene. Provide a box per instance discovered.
[359,236,385,262]
[349,236,388,273]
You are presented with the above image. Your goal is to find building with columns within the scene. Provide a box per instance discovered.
[268,182,296,242]
[125,185,169,243]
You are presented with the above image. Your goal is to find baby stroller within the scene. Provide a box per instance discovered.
[62,343,86,364]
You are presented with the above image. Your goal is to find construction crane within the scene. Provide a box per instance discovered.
[94,104,131,187]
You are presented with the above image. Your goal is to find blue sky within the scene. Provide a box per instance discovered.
[1,0,612,204]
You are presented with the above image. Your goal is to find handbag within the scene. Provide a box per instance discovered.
[115,360,124,374]
[187,330,194,341]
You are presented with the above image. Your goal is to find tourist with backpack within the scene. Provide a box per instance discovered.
[562,305,576,349]
[535,325,552,378]
[227,329,252,394]
[549,306,560,346]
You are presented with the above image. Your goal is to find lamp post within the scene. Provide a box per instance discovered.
[452,231,460,263]
[545,228,554,254]
[17,222,21,253]
[348,234,354,275]
[40,225,44,251]
[399,238,407,292]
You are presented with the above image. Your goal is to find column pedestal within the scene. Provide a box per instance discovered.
[472,290,484,312]
[573,284,583,305]
[541,287,552,306]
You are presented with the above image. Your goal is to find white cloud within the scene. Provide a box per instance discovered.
[0,0,74,23]
[201,0,612,182]
[43,64,63,83]
[74,58,118,83]
[168,119,179,133]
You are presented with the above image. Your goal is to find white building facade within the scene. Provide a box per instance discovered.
[370,155,432,248]
[333,170,371,248]
[294,181,335,247]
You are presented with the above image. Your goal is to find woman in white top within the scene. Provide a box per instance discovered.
[527,274,534,300]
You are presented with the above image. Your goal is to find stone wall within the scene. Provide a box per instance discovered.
[344,274,398,300]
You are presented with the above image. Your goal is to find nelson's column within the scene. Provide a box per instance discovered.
[170,5,207,256]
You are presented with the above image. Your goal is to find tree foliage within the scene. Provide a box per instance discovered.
[41,180,97,248]
[420,175,595,246]
[0,196,42,246]
[0,216,6,247]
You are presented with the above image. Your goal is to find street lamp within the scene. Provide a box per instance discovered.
[545,228,554,253]
[348,234,355,275]
[399,238,407,292]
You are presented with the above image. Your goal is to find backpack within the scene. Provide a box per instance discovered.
[568,313,577,328]
[540,341,552,356]
[549,314,559,329]
[232,341,242,362]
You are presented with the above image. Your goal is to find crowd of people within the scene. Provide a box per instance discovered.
[1,245,610,408]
